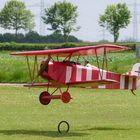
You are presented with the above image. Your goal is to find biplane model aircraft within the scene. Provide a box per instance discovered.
[11,44,140,106]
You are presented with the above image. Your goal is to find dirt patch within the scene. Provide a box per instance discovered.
[0,83,24,87]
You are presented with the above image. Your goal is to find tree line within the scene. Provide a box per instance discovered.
[0,0,132,43]
[0,31,81,43]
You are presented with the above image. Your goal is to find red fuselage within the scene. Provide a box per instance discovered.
[40,61,137,90]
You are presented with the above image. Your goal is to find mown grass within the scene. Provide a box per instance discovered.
[0,52,28,82]
[0,86,140,140]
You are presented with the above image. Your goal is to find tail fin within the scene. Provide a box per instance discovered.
[129,63,140,89]
[125,63,140,90]
[131,63,140,78]
[126,63,140,78]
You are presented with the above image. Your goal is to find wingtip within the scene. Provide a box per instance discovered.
[10,52,17,55]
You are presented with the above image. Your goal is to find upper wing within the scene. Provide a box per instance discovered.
[10,44,129,57]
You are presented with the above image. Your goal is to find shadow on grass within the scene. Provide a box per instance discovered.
[0,130,88,137]
[80,127,131,131]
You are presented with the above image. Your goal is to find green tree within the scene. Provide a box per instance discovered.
[42,1,80,42]
[25,31,41,43]
[0,0,34,40]
[99,3,131,42]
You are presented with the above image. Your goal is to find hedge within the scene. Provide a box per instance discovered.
[0,42,138,51]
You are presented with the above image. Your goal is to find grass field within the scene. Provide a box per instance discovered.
[0,49,140,139]
[0,86,140,140]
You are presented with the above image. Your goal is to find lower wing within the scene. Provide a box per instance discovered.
[68,79,118,88]
[24,79,118,88]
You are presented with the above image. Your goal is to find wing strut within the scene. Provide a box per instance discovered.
[26,56,33,82]
[95,47,108,80]
[26,56,40,83]
[63,53,72,61]
[33,56,40,82]
[95,49,102,79]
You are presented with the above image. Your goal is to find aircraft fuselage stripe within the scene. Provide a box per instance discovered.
[64,65,137,90]
[66,66,72,83]
[86,68,92,81]
[76,67,82,81]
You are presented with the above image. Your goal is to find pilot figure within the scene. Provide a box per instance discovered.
[84,60,92,67]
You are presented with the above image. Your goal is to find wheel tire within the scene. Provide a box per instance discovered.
[61,92,71,103]
[39,91,51,105]
[58,121,70,133]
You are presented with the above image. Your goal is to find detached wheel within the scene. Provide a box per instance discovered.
[39,91,51,105]
[58,121,70,133]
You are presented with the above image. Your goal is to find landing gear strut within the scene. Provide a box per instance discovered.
[39,91,72,105]
[39,85,72,105]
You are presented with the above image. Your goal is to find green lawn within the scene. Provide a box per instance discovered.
[0,50,140,139]
[0,86,140,140]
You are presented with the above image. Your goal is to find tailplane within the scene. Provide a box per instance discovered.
[131,63,140,78]
[127,63,140,89]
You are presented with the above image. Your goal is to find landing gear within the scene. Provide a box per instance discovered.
[39,86,72,105]
[39,91,51,105]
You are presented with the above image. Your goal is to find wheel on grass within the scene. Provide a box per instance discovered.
[58,121,70,133]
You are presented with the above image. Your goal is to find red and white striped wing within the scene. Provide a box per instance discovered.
[11,44,129,57]
[69,79,118,88]
[23,79,118,88]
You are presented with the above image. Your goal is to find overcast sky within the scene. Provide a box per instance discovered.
[0,0,139,42]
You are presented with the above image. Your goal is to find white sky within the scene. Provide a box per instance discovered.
[0,0,139,42]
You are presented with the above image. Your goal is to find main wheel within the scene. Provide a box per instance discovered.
[61,91,71,103]
[39,91,51,105]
